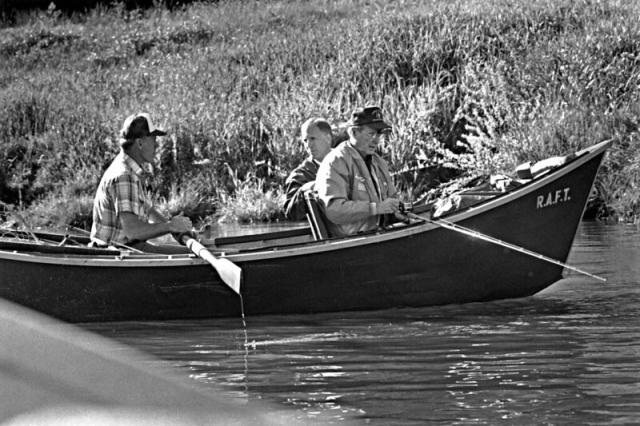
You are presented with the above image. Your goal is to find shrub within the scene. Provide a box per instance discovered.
[1,0,640,225]
[216,175,285,223]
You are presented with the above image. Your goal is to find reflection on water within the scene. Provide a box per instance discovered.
[88,222,640,424]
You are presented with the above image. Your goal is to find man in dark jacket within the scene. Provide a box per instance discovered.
[283,117,333,220]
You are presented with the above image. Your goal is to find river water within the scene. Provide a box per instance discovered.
[87,222,640,425]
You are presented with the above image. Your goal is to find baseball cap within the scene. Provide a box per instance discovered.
[120,113,167,142]
[347,106,392,131]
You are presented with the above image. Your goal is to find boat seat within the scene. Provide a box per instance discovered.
[212,227,311,246]
[304,191,331,241]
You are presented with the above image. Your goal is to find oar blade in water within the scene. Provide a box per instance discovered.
[207,254,242,295]
[184,237,242,294]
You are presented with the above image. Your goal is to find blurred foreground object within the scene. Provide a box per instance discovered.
[0,298,305,425]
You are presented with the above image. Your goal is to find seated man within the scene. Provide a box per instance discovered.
[283,117,333,220]
[315,106,401,237]
[90,113,193,252]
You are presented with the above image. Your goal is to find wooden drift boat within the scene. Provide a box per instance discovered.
[0,140,611,322]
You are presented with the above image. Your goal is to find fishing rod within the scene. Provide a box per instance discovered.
[12,212,41,244]
[66,225,144,253]
[68,225,242,294]
[405,211,607,282]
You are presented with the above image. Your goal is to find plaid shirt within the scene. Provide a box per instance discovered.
[90,151,152,245]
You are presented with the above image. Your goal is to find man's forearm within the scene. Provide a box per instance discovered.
[120,212,170,242]
[324,199,373,224]
[126,221,171,242]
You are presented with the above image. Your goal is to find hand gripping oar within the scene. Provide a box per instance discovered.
[405,212,606,282]
[181,235,242,295]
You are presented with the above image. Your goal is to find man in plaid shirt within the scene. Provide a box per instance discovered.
[90,113,192,251]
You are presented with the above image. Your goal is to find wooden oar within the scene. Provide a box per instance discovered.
[405,212,607,282]
[181,235,242,295]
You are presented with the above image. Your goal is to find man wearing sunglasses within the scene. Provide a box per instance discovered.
[315,106,400,237]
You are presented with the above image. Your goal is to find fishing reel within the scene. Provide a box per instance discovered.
[399,202,413,214]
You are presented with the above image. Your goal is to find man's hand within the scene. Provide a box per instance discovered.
[167,215,193,233]
[376,198,400,215]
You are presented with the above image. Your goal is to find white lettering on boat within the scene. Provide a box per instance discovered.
[536,187,571,209]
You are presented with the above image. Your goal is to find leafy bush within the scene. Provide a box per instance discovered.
[216,175,285,223]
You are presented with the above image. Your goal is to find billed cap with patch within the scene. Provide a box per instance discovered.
[347,106,392,131]
[119,113,167,143]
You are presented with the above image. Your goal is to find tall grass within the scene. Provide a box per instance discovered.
[1,0,639,226]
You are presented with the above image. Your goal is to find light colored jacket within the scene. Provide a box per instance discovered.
[315,142,398,237]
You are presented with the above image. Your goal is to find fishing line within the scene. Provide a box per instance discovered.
[239,294,249,396]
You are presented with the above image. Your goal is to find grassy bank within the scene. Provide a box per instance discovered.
[1,0,639,228]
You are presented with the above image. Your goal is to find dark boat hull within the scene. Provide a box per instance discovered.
[0,141,609,322]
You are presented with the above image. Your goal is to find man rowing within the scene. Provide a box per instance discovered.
[315,106,401,237]
[90,113,193,252]
[283,117,333,221]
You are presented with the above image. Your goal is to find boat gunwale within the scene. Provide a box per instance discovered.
[0,139,611,267]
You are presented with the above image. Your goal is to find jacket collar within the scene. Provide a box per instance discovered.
[344,144,382,202]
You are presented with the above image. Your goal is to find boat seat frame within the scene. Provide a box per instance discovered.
[304,191,332,241]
